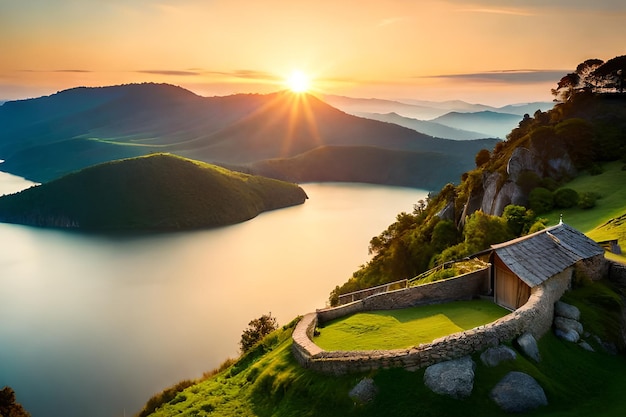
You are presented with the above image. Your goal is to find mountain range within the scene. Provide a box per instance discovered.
[0,83,500,189]
[324,95,553,139]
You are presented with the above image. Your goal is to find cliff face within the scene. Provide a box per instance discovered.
[470,146,576,218]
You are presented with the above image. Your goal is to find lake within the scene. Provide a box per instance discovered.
[0,175,427,417]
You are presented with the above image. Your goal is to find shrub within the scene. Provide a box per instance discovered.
[475,149,491,167]
[553,188,579,208]
[529,187,554,214]
[528,219,547,234]
[579,192,600,209]
[239,313,279,353]
[588,164,604,175]
[540,177,560,191]
[503,205,536,236]
[137,379,195,417]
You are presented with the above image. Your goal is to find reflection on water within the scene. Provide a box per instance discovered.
[0,181,427,417]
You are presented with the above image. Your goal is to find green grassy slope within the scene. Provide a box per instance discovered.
[543,161,626,232]
[141,282,626,417]
[540,161,626,263]
[0,153,307,231]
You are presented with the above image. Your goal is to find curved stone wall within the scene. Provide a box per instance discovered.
[292,267,572,375]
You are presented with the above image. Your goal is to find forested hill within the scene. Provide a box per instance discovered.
[0,83,497,189]
[0,153,307,231]
[330,55,626,303]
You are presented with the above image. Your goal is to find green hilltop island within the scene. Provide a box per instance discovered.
[0,153,308,231]
[134,56,626,417]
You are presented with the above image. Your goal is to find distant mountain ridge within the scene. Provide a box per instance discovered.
[323,95,553,139]
[0,83,499,189]
[323,94,553,119]
[354,112,494,140]
[430,111,523,139]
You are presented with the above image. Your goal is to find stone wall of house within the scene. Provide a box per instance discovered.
[608,260,626,287]
[317,267,491,323]
[575,254,610,282]
[292,267,573,375]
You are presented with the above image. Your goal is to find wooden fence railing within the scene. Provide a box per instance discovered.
[337,279,408,305]
[336,261,457,306]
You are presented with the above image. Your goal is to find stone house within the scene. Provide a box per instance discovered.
[487,221,606,310]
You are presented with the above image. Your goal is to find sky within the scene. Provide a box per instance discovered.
[1,0,625,106]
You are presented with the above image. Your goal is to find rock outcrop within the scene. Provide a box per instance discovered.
[465,146,577,218]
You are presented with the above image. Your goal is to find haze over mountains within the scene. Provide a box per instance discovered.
[324,95,553,139]
[0,83,503,189]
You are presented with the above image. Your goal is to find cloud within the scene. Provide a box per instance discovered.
[377,17,410,27]
[19,69,93,73]
[455,8,533,16]
[202,69,280,81]
[422,70,568,84]
[447,0,625,13]
[137,70,201,76]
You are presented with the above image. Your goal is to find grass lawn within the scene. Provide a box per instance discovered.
[313,299,509,351]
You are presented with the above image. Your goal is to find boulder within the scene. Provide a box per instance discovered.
[423,356,476,399]
[517,332,541,363]
[480,345,517,367]
[348,378,378,404]
[554,316,583,336]
[490,371,548,413]
[554,301,581,321]
[555,328,580,343]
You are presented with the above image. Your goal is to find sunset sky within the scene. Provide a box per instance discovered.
[1,0,625,105]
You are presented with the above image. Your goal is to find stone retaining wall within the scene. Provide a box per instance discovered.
[292,267,572,375]
[318,267,490,323]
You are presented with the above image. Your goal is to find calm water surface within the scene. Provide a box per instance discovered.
[0,175,427,417]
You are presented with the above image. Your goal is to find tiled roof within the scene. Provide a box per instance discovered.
[491,222,604,287]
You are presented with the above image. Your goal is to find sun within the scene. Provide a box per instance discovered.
[286,70,311,93]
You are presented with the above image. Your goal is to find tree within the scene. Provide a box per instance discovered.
[503,205,535,237]
[591,55,626,93]
[462,211,513,254]
[552,73,580,102]
[430,219,460,252]
[239,313,278,353]
[552,58,603,101]
[0,387,31,417]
